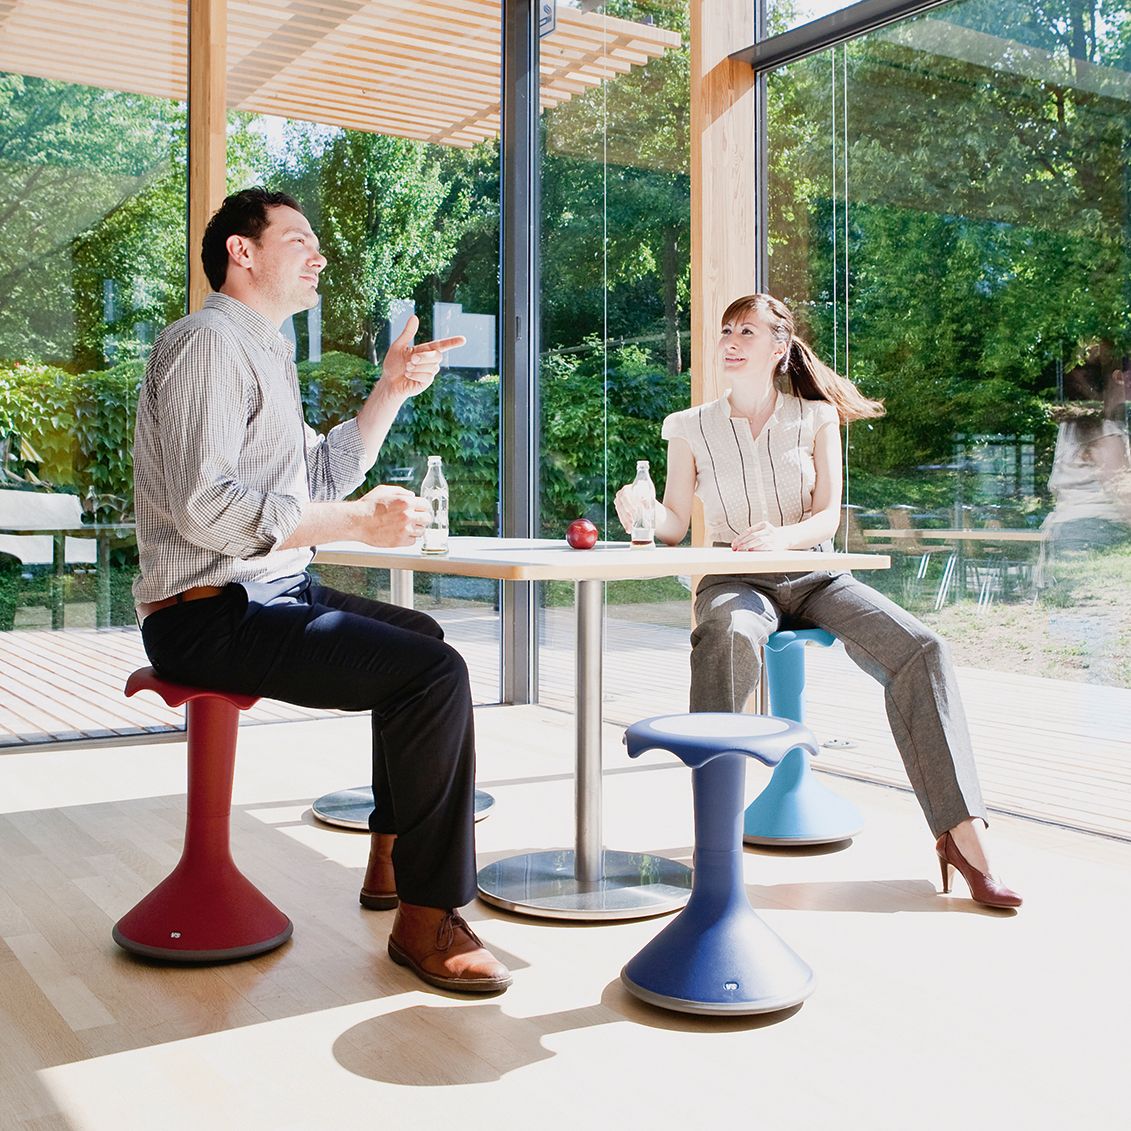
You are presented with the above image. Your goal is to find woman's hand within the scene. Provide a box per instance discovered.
[732,521,791,552]
[613,484,637,534]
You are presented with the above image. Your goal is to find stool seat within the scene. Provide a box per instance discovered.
[625,712,811,769]
[621,713,818,1015]
[766,626,836,650]
[743,629,864,846]
[114,667,292,962]
[125,665,258,711]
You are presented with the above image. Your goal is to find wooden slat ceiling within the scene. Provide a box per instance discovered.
[0,0,681,147]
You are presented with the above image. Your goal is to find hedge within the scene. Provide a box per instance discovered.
[1,345,688,536]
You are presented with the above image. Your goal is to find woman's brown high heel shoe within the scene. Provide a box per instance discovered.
[935,831,1022,909]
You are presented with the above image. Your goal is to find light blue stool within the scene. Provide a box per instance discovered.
[742,629,864,846]
[621,713,817,1015]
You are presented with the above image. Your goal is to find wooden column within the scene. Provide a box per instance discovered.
[689,0,757,546]
[690,0,757,410]
[188,0,227,313]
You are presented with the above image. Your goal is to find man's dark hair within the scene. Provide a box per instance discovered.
[201,187,304,291]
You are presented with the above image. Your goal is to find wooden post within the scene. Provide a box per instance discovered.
[690,0,757,411]
[688,0,757,569]
[188,0,227,313]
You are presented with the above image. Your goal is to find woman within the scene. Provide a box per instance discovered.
[614,293,1021,910]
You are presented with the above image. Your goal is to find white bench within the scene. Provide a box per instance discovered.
[0,489,98,569]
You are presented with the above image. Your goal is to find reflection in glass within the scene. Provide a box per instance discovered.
[766,0,867,36]
[538,2,692,717]
[0,84,183,636]
[766,0,1130,688]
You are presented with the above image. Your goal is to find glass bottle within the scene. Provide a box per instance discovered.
[420,455,449,554]
[630,460,656,548]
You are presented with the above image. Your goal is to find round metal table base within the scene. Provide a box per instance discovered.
[476,849,692,921]
[312,786,495,829]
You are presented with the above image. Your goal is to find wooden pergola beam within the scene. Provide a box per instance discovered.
[0,1,679,150]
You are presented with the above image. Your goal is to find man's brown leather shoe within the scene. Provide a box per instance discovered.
[388,904,512,994]
[359,833,398,910]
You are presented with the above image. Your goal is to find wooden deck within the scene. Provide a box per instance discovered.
[2,605,1128,841]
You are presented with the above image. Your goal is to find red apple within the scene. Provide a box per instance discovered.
[566,518,599,550]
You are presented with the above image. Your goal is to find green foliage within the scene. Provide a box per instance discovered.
[540,1,691,375]
[272,128,462,360]
[0,359,140,508]
[71,360,143,511]
[540,341,687,535]
[297,353,500,534]
[0,362,79,484]
[416,140,501,320]
[0,75,184,366]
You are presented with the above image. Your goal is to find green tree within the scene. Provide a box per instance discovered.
[767,0,1131,500]
[0,75,181,365]
[272,127,462,361]
[541,0,691,375]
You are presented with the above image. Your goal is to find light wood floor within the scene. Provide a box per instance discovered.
[0,707,1128,1130]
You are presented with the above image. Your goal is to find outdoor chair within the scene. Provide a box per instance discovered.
[839,503,891,553]
[0,489,97,629]
[885,503,957,603]
[113,667,293,962]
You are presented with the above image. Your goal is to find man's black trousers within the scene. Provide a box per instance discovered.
[140,572,477,908]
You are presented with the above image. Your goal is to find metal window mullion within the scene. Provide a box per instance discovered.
[500,0,540,704]
[753,70,769,290]
[734,0,954,73]
[753,0,769,291]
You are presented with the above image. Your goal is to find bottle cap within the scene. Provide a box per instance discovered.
[428,455,442,463]
[637,460,649,469]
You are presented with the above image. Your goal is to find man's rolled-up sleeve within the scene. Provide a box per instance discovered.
[303,416,370,502]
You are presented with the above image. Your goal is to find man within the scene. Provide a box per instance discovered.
[132,187,511,993]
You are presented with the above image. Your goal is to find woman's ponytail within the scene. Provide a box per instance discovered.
[782,337,885,424]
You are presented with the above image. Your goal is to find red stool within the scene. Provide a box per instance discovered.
[114,667,293,962]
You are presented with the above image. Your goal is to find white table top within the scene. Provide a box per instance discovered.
[313,536,890,582]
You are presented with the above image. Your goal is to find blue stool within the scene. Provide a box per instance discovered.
[743,629,864,846]
[621,713,818,1015]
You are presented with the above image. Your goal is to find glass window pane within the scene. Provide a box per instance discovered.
[539,2,692,720]
[224,1,505,705]
[1,1,185,745]
[766,1,868,36]
[767,0,1131,834]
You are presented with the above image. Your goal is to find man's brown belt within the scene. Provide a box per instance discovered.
[136,585,226,622]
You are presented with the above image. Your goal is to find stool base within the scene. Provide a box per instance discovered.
[742,748,863,847]
[113,859,293,963]
[477,849,691,921]
[621,901,815,1015]
[312,786,495,829]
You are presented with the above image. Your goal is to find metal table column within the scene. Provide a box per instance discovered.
[475,577,691,919]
